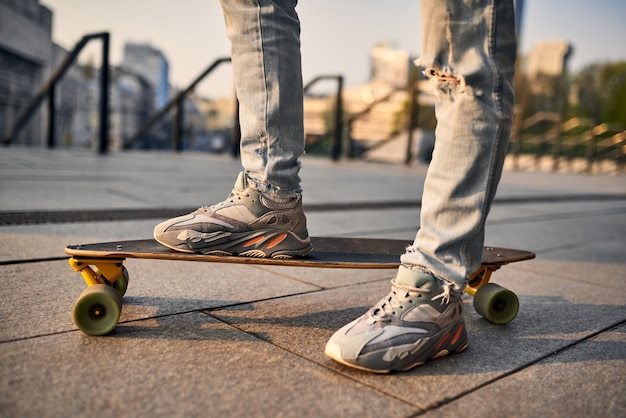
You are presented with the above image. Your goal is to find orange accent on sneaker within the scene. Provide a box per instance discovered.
[434,333,451,352]
[243,236,266,247]
[450,324,465,345]
[266,233,287,249]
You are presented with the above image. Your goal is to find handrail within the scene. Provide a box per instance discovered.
[2,32,110,154]
[304,75,344,160]
[405,69,420,165]
[124,57,231,151]
[511,112,625,173]
[344,90,396,159]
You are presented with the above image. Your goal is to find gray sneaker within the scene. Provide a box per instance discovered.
[153,172,312,258]
[325,266,467,373]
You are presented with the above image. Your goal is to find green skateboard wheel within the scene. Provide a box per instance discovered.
[73,284,122,335]
[473,283,519,324]
[111,267,130,297]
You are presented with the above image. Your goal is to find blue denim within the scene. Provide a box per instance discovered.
[220,0,517,290]
[220,0,305,198]
[401,0,517,290]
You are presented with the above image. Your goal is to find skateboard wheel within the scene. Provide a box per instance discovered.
[73,284,122,336]
[473,283,519,325]
[111,267,130,297]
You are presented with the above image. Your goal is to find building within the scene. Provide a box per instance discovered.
[52,44,91,148]
[0,0,53,145]
[303,45,413,149]
[370,44,411,89]
[525,41,573,79]
[0,0,164,150]
[108,67,154,149]
[521,41,573,115]
[122,43,170,109]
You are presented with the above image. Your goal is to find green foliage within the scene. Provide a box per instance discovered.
[570,61,626,126]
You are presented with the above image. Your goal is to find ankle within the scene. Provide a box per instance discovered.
[262,193,295,204]
[260,193,299,210]
[395,265,437,288]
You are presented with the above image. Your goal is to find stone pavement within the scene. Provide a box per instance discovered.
[0,147,624,417]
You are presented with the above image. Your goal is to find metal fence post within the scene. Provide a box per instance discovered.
[98,33,110,154]
[331,76,344,160]
[47,83,56,148]
[174,95,184,152]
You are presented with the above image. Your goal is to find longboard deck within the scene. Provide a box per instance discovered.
[65,237,535,269]
[66,237,536,334]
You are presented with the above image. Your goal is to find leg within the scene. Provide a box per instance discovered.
[402,0,517,290]
[221,0,305,198]
[153,0,310,257]
[325,0,517,373]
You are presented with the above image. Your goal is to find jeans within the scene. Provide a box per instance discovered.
[220,0,517,290]
[220,0,305,198]
[401,0,517,290]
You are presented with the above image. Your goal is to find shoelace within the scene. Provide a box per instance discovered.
[432,284,451,304]
[366,280,452,325]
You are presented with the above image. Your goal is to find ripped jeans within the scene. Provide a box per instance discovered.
[401,0,517,290]
[221,0,517,290]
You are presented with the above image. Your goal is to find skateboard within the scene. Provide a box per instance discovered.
[65,237,535,335]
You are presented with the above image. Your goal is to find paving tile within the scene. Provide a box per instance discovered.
[307,209,420,239]
[485,204,626,255]
[209,259,626,412]
[0,221,157,262]
[423,324,626,418]
[1,148,624,417]
[0,259,319,342]
[256,265,397,290]
[0,312,417,417]
[538,238,626,264]
[512,259,624,289]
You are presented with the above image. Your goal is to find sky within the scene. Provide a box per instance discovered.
[41,0,626,98]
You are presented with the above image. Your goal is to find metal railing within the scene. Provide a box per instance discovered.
[2,32,110,154]
[344,90,396,158]
[124,57,231,151]
[510,112,625,173]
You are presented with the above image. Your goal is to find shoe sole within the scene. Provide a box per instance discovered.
[325,322,468,373]
[155,229,312,259]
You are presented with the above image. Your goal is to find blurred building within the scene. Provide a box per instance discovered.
[122,43,170,109]
[521,41,573,115]
[52,44,91,148]
[0,0,53,145]
[304,45,413,148]
[168,95,233,152]
[525,41,573,79]
[370,44,410,88]
[110,67,154,149]
[0,1,165,150]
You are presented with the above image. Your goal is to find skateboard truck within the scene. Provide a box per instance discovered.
[465,248,521,325]
[68,256,129,336]
[69,257,124,287]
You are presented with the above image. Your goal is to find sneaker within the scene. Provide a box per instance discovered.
[153,172,312,258]
[325,266,468,373]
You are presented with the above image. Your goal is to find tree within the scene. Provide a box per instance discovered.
[570,61,626,127]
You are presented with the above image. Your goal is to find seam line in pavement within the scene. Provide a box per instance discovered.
[1,194,625,226]
[408,318,626,417]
